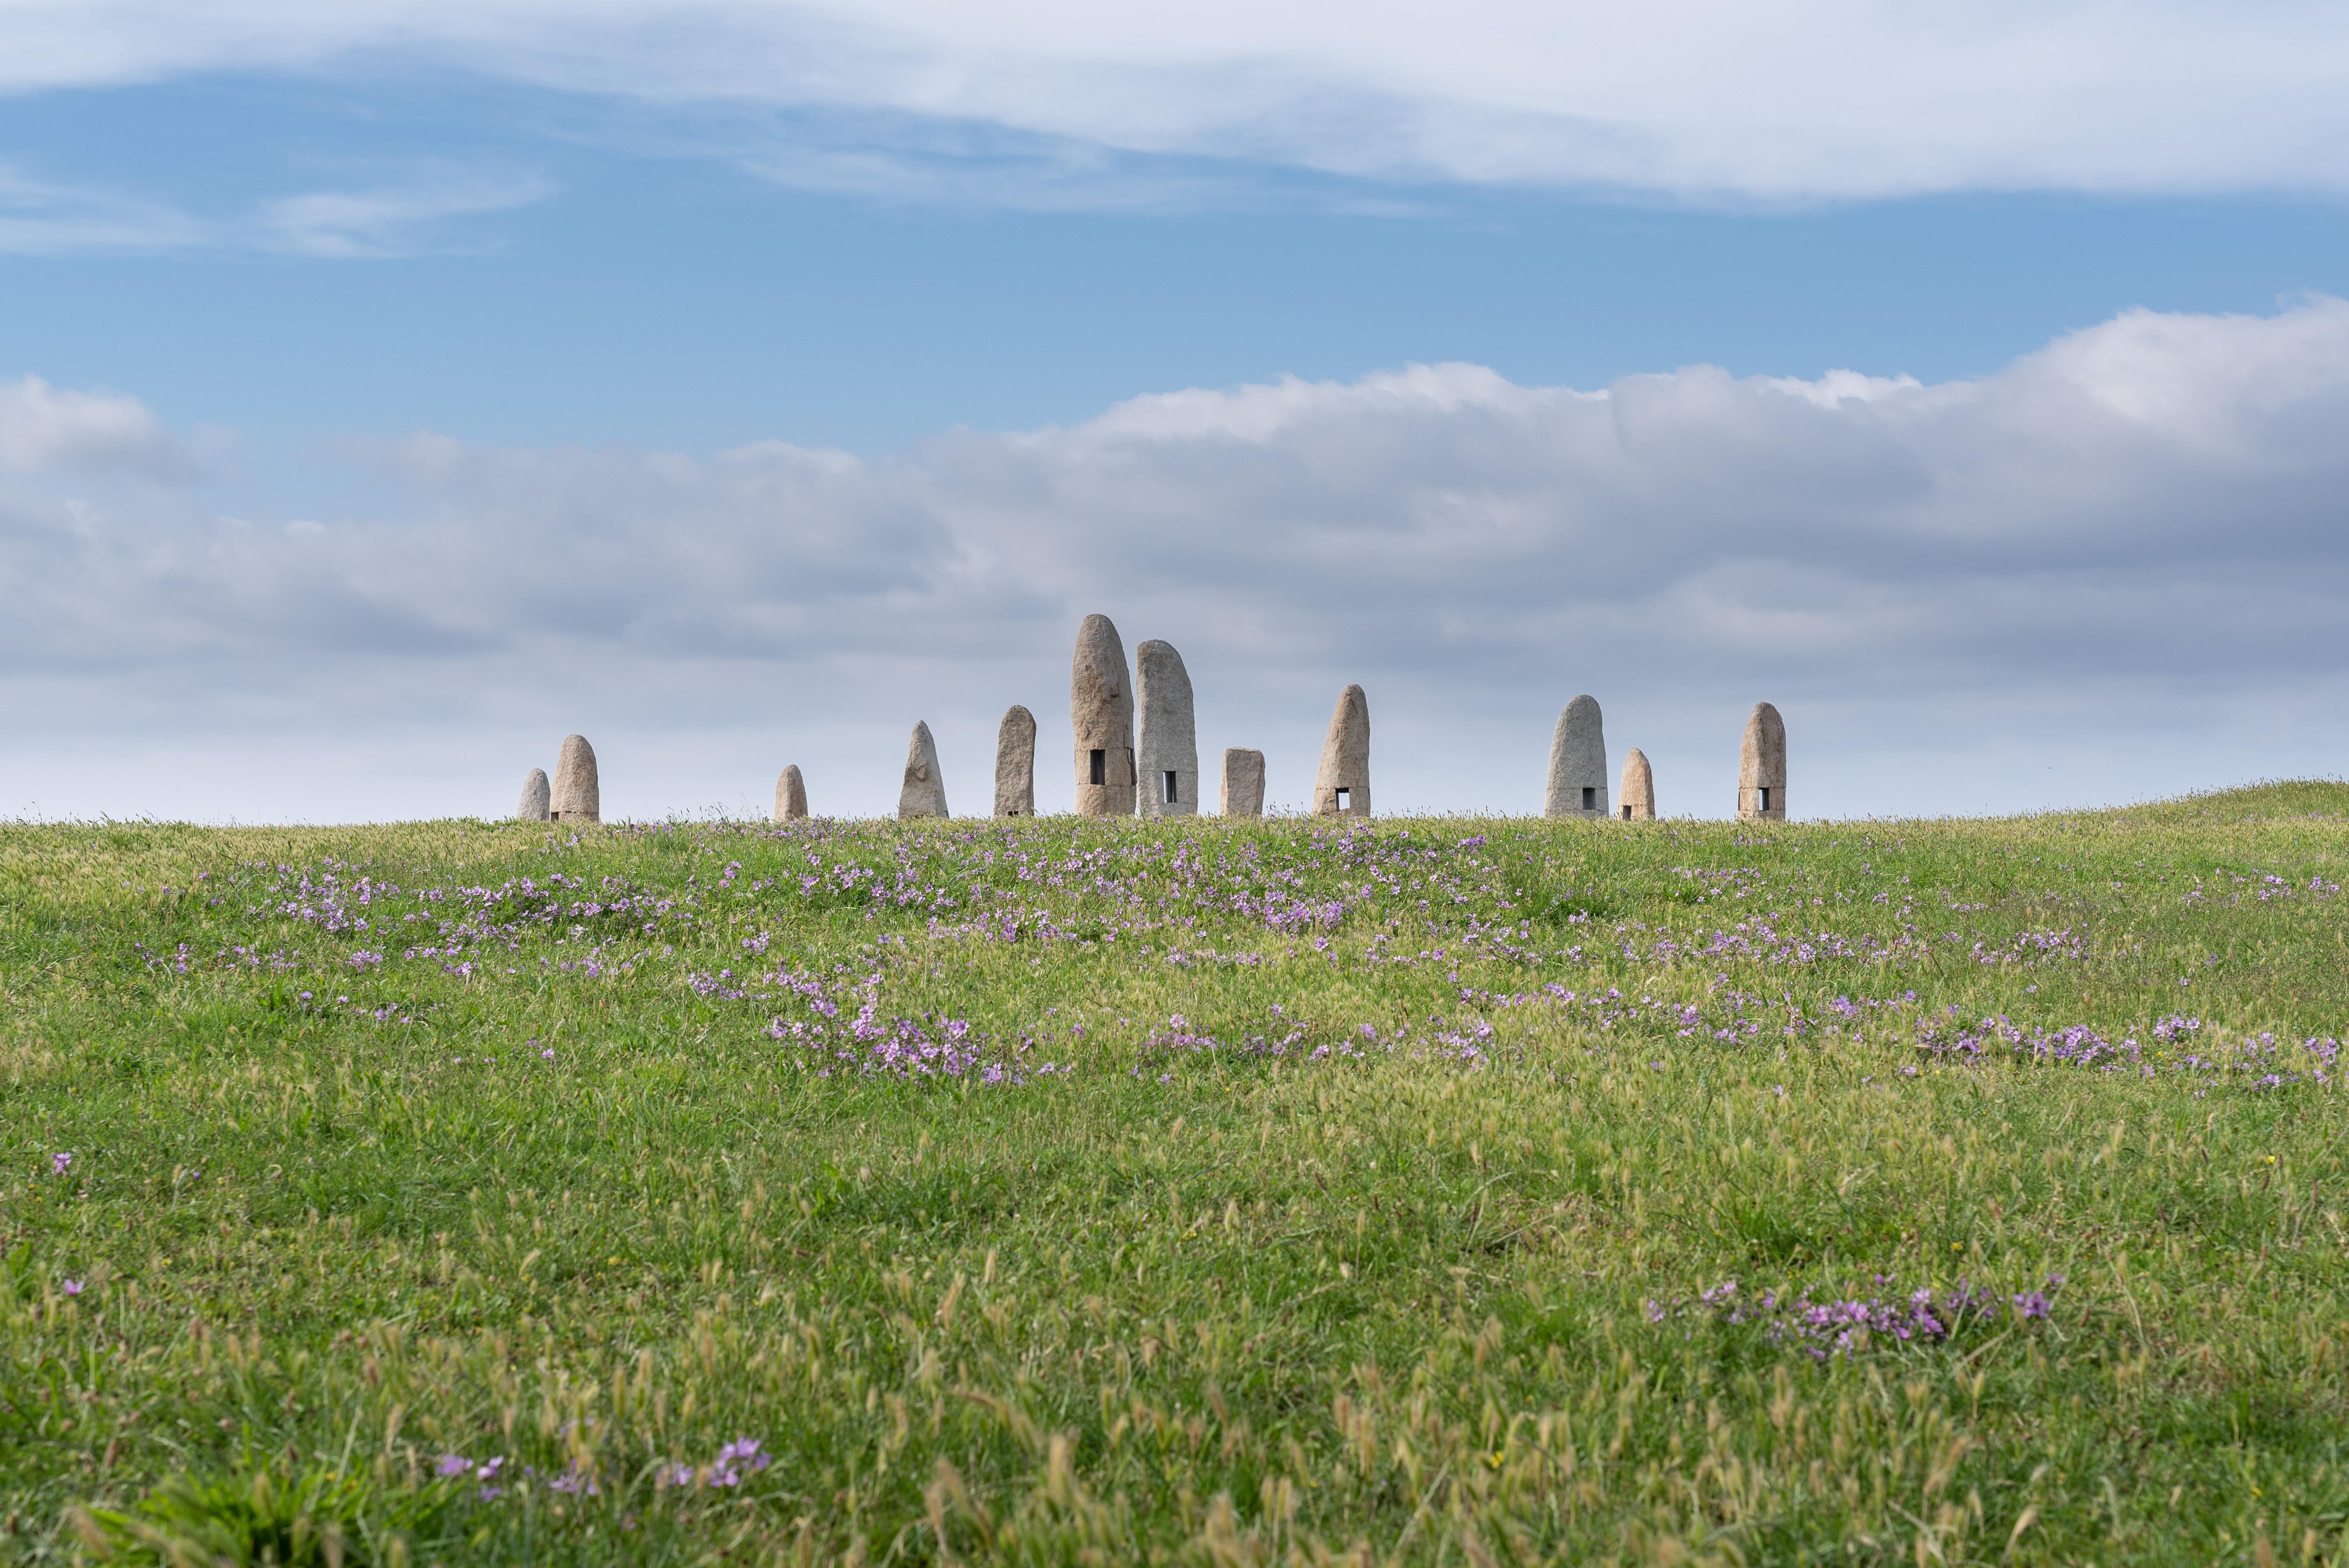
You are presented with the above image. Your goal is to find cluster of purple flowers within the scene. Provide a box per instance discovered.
[755,968,1063,1083]
[1130,1008,1494,1075]
[1915,1011,2338,1091]
[1646,1274,2061,1361]
[1915,1013,2144,1070]
[435,1454,509,1502]
[664,1438,771,1489]
[432,1446,719,1502]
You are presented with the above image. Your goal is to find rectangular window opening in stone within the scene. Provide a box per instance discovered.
[1581,786,1596,810]
[1759,786,1772,812]
[1163,771,1178,804]
[1335,787,1351,810]
[1620,805,1630,821]
[1089,749,1105,785]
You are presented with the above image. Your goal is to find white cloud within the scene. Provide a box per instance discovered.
[4,298,2349,822]
[256,171,556,257]
[5,2,2349,199]
[0,158,552,259]
[0,164,208,254]
[0,374,196,479]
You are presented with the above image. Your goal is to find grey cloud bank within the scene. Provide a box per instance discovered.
[2,300,2346,823]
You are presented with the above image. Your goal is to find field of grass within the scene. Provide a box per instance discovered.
[4,782,2349,1565]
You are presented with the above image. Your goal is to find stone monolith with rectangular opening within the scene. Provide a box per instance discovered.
[1544,694,1609,818]
[1135,640,1198,818]
[1738,703,1786,821]
[1071,613,1136,816]
[550,735,600,824]
[1619,748,1654,821]
[1313,685,1371,817]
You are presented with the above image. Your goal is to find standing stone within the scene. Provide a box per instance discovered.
[993,705,1037,818]
[774,764,808,823]
[1312,685,1371,817]
[1543,694,1609,818]
[1619,748,1655,821]
[516,768,550,822]
[1220,749,1266,817]
[899,721,948,820]
[1071,613,1136,817]
[550,735,599,824]
[1738,702,1787,821]
[1135,640,1198,818]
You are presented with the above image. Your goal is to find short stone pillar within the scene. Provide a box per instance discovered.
[517,768,550,822]
[993,705,1037,817]
[1543,694,1609,818]
[1618,748,1655,821]
[900,721,949,819]
[1312,685,1371,817]
[1135,640,1198,817]
[550,735,600,824]
[1737,702,1786,821]
[1220,749,1266,817]
[1070,613,1136,817]
[774,764,808,823]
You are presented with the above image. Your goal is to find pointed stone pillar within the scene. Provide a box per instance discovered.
[517,768,550,822]
[993,705,1037,817]
[1220,749,1266,817]
[1312,685,1371,817]
[774,764,808,823]
[1543,694,1609,818]
[550,735,600,823]
[1619,748,1655,821]
[1738,702,1786,821]
[1071,613,1136,816]
[900,721,949,819]
[1135,640,1198,817]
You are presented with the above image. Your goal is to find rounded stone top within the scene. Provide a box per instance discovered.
[1072,614,1129,700]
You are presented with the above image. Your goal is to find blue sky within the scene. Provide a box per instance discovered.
[3,3,2348,821]
[10,70,2349,460]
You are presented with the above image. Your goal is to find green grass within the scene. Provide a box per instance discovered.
[5,782,2349,1565]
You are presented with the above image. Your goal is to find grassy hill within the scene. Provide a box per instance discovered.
[4,783,2348,1564]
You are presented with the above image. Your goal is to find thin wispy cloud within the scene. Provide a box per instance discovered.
[0,164,207,254]
[0,158,553,259]
[256,170,556,257]
[3,1,2348,201]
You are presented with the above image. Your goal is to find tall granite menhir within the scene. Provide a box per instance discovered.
[1135,640,1198,817]
[1738,702,1787,821]
[900,722,949,819]
[1070,613,1136,816]
[1618,748,1655,821]
[994,705,1037,817]
[1220,749,1266,817]
[550,735,599,824]
[516,768,550,822]
[774,764,808,823]
[1313,685,1371,817]
[1544,694,1609,818]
